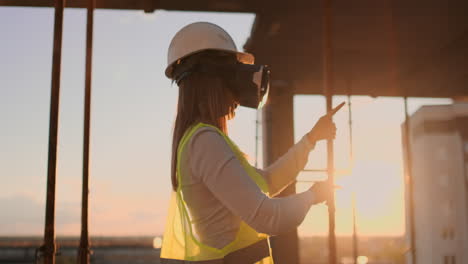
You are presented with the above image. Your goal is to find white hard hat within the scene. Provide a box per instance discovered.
[165,22,255,79]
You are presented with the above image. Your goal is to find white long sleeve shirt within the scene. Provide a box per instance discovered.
[179,126,316,249]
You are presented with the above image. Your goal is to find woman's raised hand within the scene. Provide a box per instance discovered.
[307,102,345,143]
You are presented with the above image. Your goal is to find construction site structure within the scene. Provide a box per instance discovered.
[3,0,468,263]
[402,103,468,264]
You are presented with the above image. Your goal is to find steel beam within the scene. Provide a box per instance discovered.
[403,97,417,264]
[322,0,337,263]
[42,0,65,263]
[77,0,94,263]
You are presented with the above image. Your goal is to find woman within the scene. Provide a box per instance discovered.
[160,22,341,264]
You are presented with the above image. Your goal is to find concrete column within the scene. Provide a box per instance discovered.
[262,82,298,264]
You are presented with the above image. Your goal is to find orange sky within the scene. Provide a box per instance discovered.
[291,96,451,237]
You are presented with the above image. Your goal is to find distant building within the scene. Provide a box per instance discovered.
[402,103,468,264]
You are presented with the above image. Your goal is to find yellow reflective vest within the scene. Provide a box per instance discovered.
[160,123,274,264]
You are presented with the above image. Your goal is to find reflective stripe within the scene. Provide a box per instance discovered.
[160,239,270,264]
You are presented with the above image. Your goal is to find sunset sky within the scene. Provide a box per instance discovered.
[0,7,451,237]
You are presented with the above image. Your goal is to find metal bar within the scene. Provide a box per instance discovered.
[43,0,65,263]
[296,180,317,183]
[322,0,337,263]
[384,2,417,262]
[77,0,95,263]
[303,169,327,173]
[0,1,258,13]
[352,192,358,264]
[403,97,417,264]
[302,169,351,175]
[347,76,358,264]
[347,94,353,166]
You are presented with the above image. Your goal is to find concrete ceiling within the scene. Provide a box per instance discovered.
[2,0,468,97]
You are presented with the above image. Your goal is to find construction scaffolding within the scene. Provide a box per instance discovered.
[2,0,468,263]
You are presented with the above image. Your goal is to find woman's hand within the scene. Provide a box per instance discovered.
[309,181,336,204]
[307,102,345,143]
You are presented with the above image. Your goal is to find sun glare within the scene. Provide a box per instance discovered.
[298,158,405,236]
[357,256,369,264]
[153,237,163,249]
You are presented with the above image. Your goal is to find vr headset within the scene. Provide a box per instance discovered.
[175,62,270,109]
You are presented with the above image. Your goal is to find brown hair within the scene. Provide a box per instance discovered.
[170,51,238,191]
